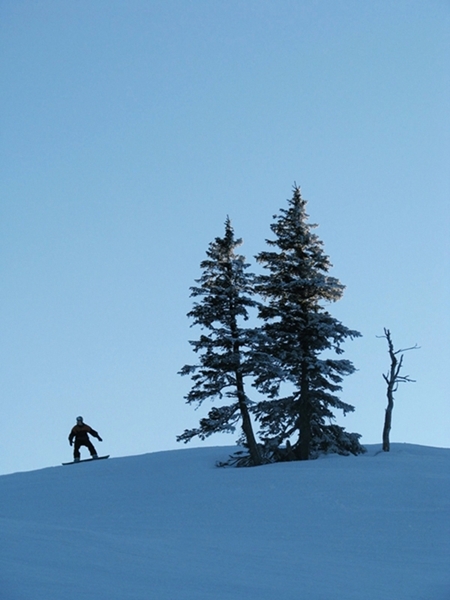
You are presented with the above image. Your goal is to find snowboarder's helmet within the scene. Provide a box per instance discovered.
[76,416,83,423]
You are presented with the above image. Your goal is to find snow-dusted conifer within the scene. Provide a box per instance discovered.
[254,186,364,460]
[178,218,262,466]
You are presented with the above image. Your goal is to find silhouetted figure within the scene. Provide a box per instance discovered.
[68,416,103,462]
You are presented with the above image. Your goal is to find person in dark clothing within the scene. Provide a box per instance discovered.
[68,416,103,461]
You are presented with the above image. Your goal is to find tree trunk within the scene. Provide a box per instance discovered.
[235,367,262,466]
[382,388,394,452]
[381,329,400,452]
[297,412,311,460]
[230,312,261,466]
[295,360,311,460]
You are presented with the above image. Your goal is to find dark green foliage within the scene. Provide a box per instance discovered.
[178,218,262,466]
[254,186,364,460]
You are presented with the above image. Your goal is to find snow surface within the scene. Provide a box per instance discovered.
[1,444,449,600]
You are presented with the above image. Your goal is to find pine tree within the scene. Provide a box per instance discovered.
[254,186,364,461]
[178,218,262,466]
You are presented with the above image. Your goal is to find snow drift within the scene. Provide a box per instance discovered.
[1,444,449,600]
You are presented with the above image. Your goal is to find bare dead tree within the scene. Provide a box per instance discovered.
[379,328,419,452]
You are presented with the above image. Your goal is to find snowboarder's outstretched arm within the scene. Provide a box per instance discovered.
[89,427,103,442]
[83,424,102,441]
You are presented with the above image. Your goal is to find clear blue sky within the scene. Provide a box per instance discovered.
[1,0,449,474]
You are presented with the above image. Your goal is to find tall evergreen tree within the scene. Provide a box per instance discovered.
[254,186,364,461]
[178,218,262,466]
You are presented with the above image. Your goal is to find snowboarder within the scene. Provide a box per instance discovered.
[68,416,103,462]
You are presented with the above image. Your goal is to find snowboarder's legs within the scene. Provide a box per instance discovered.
[74,439,98,460]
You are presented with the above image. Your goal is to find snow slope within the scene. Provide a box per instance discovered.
[1,444,449,600]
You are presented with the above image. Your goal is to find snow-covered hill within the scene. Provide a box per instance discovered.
[1,444,449,600]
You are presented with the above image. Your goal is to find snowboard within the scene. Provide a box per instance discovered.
[62,455,109,465]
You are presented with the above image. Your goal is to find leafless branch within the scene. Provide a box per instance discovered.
[380,328,419,451]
